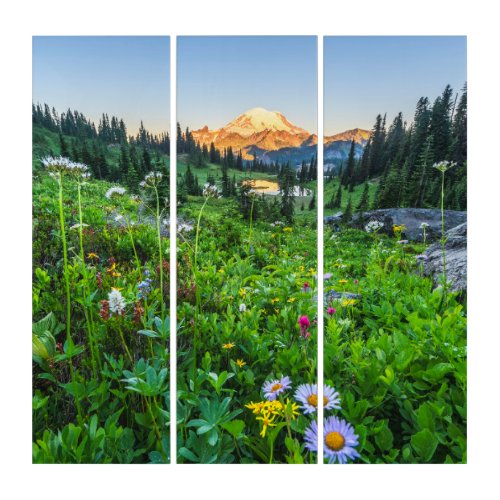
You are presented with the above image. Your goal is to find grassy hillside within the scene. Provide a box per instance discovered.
[324,177,379,216]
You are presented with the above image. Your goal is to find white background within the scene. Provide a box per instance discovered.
[1,0,498,498]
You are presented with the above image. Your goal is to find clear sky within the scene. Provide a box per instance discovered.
[324,36,467,136]
[33,36,170,135]
[177,36,317,133]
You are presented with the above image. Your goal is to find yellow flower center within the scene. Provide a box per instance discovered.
[307,394,318,407]
[271,383,282,392]
[323,396,329,406]
[325,431,345,451]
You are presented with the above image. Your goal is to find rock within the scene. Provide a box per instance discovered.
[349,208,467,242]
[422,222,467,293]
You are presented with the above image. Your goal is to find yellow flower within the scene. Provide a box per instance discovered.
[218,268,225,274]
[256,411,277,438]
[87,252,99,260]
[236,359,246,368]
[239,288,246,297]
[283,227,293,233]
[298,265,305,272]
[271,297,280,304]
[227,295,234,300]
[222,343,235,350]
[338,279,348,284]
[341,299,357,307]
[274,308,280,315]
[287,297,296,303]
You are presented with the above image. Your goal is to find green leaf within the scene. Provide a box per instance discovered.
[137,329,160,338]
[411,429,439,462]
[375,424,393,452]
[417,403,435,432]
[221,419,245,438]
[178,447,198,463]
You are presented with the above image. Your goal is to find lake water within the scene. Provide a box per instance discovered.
[243,179,312,196]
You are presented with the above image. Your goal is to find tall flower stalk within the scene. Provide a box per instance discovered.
[105,186,141,275]
[140,172,166,323]
[43,156,85,425]
[433,161,456,302]
[77,176,100,377]
[192,183,221,376]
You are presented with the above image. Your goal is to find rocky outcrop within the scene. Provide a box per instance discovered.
[349,208,467,242]
[422,223,467,294]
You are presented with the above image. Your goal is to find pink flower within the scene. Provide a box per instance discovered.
[302,282,310,292]
[327,307,336,315]
[354,279,359,285]
[298,315,311,329]
[302,331,311,340]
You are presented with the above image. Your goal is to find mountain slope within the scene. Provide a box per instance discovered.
[191,107,317,164]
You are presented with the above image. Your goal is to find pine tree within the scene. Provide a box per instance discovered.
[308,191,316,210]
[279,161,296,223]
[333,182,342,208]
[59,133,69,157]
[342,140,356,188]
[342,195,353,223]
[356,182,370,212]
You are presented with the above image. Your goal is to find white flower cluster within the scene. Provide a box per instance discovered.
[419,222,429,229]
[178,222,194,233]
[432,161,457,173]
[202,183,221,198]
[108,288,126,316]
[239,303,246,312]
[42,156,90,178]
[270,221,284,227]
[140,171,163,188]
[105,186,127,199]
[365,220,384,233]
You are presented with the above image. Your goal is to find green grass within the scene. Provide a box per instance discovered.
[324,177,379,216]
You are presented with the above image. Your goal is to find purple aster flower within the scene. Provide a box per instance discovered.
[262,376,292,401]
[294,384,341,414]
[304,416,360,464]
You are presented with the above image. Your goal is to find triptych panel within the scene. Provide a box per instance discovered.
[32,35,466,465]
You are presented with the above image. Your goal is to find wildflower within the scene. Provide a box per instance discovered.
[99,299,109,320]
[222,343,235,350]
[108,288,126,316]
[236,359,246,368]
[304,416,360,464]
[283,227,293,233]
[338,279,348,284]
[96,271,103,290]
[256,411,277,437]
[287,297,296,303]
[105,186,126,199]
[137,276,153,299]
[298,315,311,332]
[239,303,246,312]
[341,299,356,307]
[133,301,144,323]
[239,288,247,297]
[420,222,429,229]
[106,262,121,278]
[262,376,292,401]
[327,307,336,315]
[141,171,163,188]
[365,220,384,233]
[87,252,99,260]
[70,223,89,230]
[299,265,305,272]
[353,279,359,285]
[202,182,221,198]
[294,384,341,414]
[271,297,280,304]
[302,282,310,292]
[323,273,333,280]
[41,156,90,178]
[432,160,457,173]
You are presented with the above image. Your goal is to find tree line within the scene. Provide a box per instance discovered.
[33,103,170,191]
[326,83,467,211]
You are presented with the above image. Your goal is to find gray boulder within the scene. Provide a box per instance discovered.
[350,208,467,242]
[422,222,467,293]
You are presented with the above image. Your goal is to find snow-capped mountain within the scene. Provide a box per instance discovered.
[191,107,317,163]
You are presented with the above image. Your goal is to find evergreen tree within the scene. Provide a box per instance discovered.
[59,133,69,157]
[356,182,370,212]
[342,195,353,223]
[279,161,296,222]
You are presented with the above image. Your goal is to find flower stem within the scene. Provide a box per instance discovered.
[154,187,165,323]
[58,175,83,426]
[118,324,133,364]
[77,182,99,378]
[248,195,255,256]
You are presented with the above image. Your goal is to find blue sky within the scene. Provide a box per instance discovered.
[324,36,467,135]
[177,36,317,133]
[33,36,170,135]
